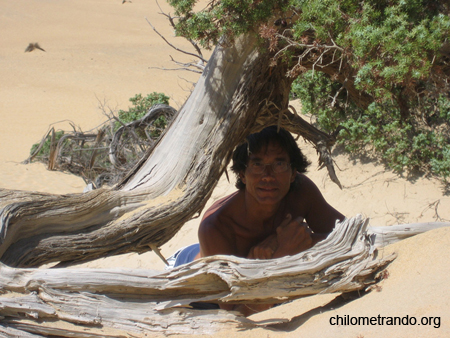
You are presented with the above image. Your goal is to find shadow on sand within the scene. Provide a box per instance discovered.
[331,143,449,195]
[266,290,369,333]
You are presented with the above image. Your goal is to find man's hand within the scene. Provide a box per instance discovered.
[273,214,313,258]
[246,214,314,260]
[247,233,278,259]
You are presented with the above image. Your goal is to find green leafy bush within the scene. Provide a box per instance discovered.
[291,71,450,179]
[30,130,65,157]
[116,92,170,139]
[282,1,450,180]
[168,0,290,48]
[117,92,170,125]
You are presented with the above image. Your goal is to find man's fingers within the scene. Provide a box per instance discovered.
[278,214,304,232]
[248,242,276,260]
[292,216,306,226]
[279,213,292,228]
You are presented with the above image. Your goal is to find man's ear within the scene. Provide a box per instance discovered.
[290,169,296,183]
[239,171,246,185]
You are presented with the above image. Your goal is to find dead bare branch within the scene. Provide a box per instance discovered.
[145,18,207,65]
[155,0,205,61]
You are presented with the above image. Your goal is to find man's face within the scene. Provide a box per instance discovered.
[240,142,296,206]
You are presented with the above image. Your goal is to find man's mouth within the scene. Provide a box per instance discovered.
[258,187,278,192]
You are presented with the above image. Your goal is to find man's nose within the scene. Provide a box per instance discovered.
[261,164,276,178]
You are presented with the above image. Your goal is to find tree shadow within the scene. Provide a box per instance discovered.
[331,143,378,166]
[266,290,368,332]
[437,179,449,196]
[331,144,450,194]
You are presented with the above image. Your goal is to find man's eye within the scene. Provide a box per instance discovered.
[253,162,264,167]
[274,161,285,167]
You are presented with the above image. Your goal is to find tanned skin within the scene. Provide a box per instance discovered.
[197,142,345,315]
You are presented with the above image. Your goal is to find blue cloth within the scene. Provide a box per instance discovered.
[165,243,220,310]
[165,243,200,269]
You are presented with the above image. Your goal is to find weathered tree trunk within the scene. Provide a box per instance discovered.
[0,32,340,268]
[0,33,260,267]
[1,216,448,337]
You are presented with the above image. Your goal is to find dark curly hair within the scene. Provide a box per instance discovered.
[231,126,310,190]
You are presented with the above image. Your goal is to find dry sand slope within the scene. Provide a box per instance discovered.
[0,1,449,337]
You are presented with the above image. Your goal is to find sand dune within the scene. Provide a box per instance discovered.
[0,1,449,337]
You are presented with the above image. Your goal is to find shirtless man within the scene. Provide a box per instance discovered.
[197,126,345,315]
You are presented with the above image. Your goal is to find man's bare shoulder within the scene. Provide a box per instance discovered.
[198,191,242,256]
[291,173,321,197]
[199,191,243,234]
[202,191,239,219]
[289,172,345,233]
[285,173,331,219]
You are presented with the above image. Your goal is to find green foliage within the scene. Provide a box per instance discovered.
[149,115,169,139]
[291,72,450,179]
[289,0,450,99]
[168,0,290,48]
[286,1,450,180]
[30,130,65,157]
[290,72,346,132]
[117,92,170,138]
[117,92,170,125]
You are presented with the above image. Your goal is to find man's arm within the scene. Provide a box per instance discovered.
[298,174,345,235]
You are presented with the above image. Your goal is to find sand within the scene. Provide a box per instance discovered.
[1,1,449,337]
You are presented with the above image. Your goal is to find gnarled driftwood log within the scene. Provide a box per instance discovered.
[1,216,448,336]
